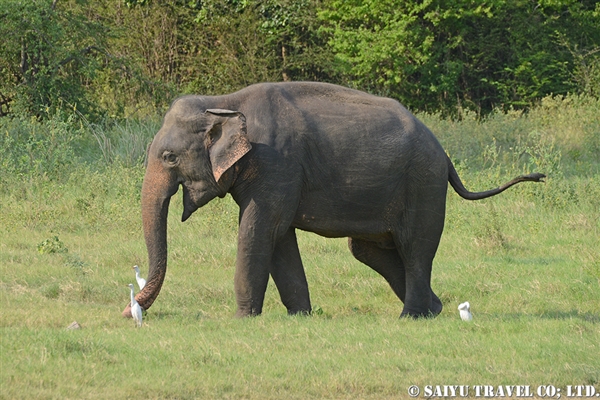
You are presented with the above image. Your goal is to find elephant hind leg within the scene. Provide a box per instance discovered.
[348,232,443,319]
[270,228,312,315]
[392,211,445,318]
[348,237,407,304]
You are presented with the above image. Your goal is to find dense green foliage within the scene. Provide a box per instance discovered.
[0,1,103,117]
[321,0,600,112]
[1,0,599,119]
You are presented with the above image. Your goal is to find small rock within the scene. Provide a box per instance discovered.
[66,321,81,330]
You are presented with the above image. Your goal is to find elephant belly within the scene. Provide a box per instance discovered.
[291,189,398,239]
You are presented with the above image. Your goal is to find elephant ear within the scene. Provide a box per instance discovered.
[204,109,252,183]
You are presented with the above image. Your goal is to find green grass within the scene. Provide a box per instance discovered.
[1,95,599,398]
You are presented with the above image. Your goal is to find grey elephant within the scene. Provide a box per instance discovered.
[122,82,544,319]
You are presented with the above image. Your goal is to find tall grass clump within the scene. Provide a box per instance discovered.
[83,117,161,167]
[0,113,81,184]
[420,94,600,178]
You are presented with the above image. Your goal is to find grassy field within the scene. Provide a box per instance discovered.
[1,95,599,399]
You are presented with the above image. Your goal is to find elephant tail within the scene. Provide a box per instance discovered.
[447,156,545,200]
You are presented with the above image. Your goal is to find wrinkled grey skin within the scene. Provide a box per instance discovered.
[122,82,544,319]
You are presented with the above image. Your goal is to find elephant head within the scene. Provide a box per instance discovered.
[122,101,252,317]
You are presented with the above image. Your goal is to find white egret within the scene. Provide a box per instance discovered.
[128,284,143,327]
[132,265,146,290]
[458,301,473,321]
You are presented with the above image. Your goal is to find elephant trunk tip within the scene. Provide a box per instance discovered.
[122,303,132,318]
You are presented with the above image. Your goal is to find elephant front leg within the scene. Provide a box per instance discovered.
[271,228,311,315]
[233,229,271,317]
[233,201,297,317]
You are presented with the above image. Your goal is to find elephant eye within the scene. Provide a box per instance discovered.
[163,152,179,165]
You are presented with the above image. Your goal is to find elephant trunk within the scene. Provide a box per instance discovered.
[122,158,178,317]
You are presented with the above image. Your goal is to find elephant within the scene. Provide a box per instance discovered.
[122,82,544,319]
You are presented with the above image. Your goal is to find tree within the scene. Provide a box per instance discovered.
[0,0,108,117]
[256,0,335,82]
[319,0,600,113]
[178,0,333,94]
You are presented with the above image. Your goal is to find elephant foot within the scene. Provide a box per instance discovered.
[287,308,312,316]
[234,308,262,318]
[400,292,443,319]
[400,310,437,319]
[430,291,443,315]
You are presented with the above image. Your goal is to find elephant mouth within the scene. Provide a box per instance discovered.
[181,181,217,222]
[182,183,200,222]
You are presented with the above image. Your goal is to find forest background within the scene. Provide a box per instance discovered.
[1,0,599,121]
